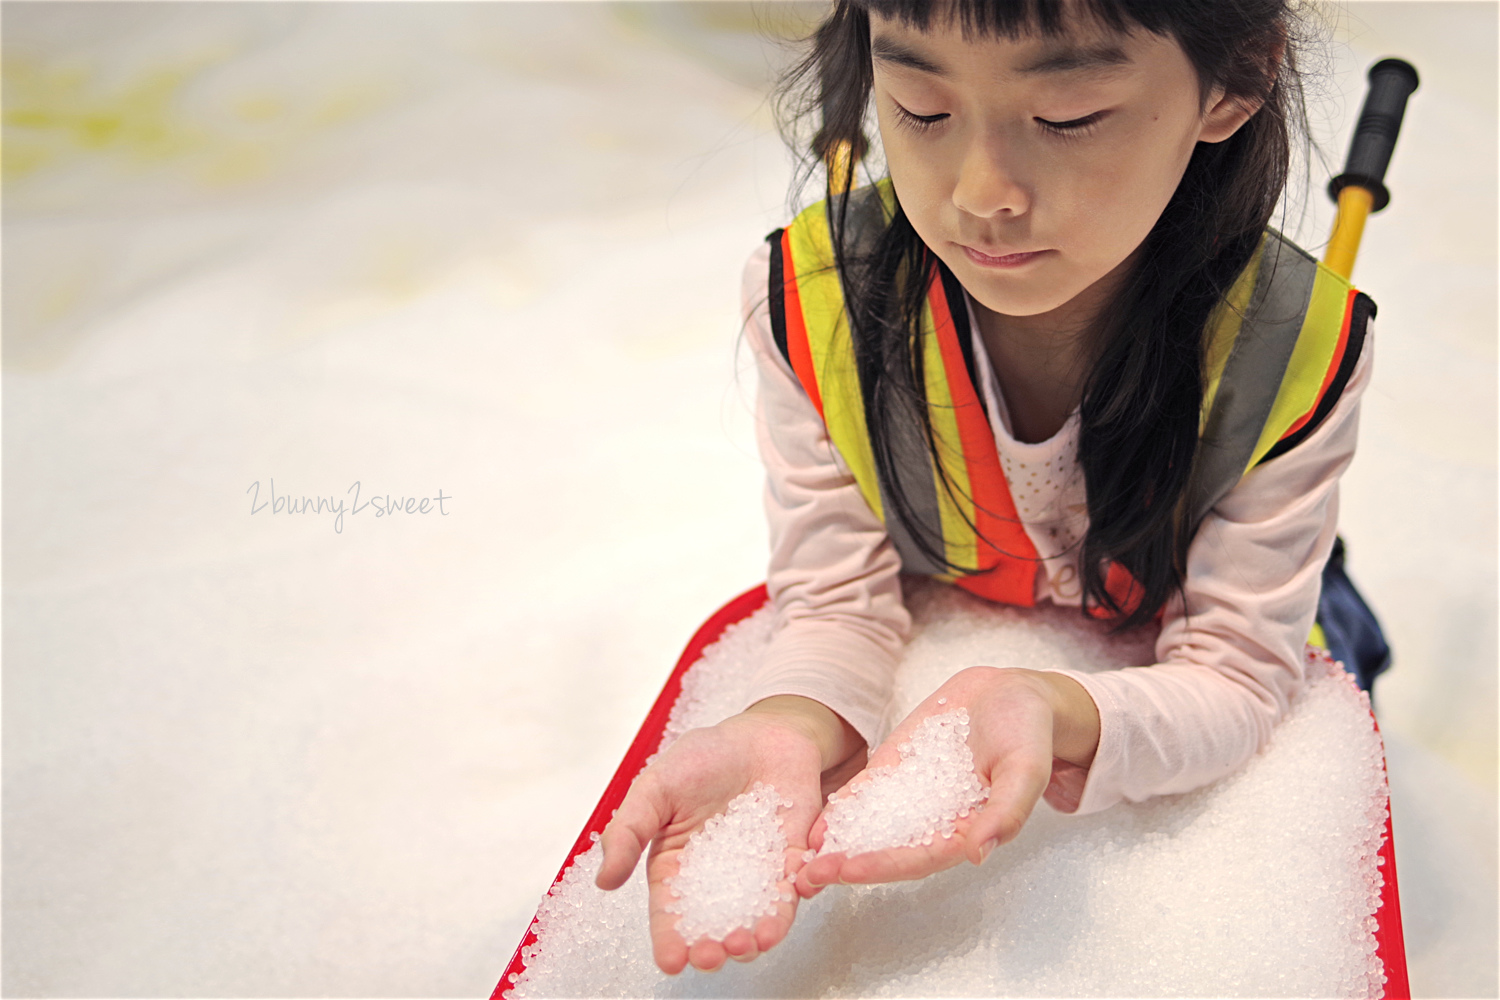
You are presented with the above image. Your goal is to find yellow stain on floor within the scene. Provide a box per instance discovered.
[2,55,215,181]
[195,139,278,187]
[584,130,625,152]
[199,81,394,187]
[2,47,403,369]
[3,258,105,373]
[277,233,460,347]
[3,50,396,191]
[233,95,285,124]
[367,237,430,301]
[35,266,93,326]
[310,82,394,128]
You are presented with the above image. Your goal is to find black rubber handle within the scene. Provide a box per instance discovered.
[1327,58,1419,212]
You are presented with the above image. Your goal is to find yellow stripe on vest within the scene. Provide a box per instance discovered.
[1308,621,1329,650]
[785,199,885,521]
[1249,262,1354,470]
[773,184,1365,615]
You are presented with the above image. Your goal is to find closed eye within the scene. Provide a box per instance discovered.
[892,101,949,133]
[1036,112,1105,135]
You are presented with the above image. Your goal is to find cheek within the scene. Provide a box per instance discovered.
[877,107,967,231]
[1064,135,1195,259]
[884,139,952,243]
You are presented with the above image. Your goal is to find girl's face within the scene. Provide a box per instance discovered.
[870,11,1257,321]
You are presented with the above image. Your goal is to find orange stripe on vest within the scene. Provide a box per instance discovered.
[779,228,823,420]
[1279,288,1357,443]
[926,268,1041,607]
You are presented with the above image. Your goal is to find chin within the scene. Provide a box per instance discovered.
[944,260,1082,319]
[964,284,1075,319]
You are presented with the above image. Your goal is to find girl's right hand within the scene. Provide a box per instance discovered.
[595,697,865,975]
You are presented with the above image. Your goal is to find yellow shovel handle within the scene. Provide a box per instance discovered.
[1323,185,1374,281]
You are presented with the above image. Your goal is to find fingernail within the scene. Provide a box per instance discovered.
[978,838,998,864]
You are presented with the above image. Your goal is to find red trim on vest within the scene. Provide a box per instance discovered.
[780,229,824,419]
[1279,287,1356,443]
[495,587,1407,998]
[926,267,1041,607]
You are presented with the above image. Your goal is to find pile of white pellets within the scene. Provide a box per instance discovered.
[820,709,988,856]
[663,783,792,944]
[505,581,1390,998]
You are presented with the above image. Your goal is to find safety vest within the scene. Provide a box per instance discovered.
[765,180,1373,614]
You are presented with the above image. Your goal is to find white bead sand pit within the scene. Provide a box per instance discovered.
[663,783,793,945]
[820,709,989,857]
[505,580,1392,998]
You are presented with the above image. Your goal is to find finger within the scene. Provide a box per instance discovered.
[641,839,691,975]
[648,908,689,975]
[799,770,872,891]
[1042,759,1088,813]
[788,839,823,898]
[966,755,1050,865]
[722,926,760,962]
[753,882,798,952]
[596,781,668,891]
[796,850,844,892]
[796,872,829,898]
[804,813,828,854]
[688,938,729,973]
[642,844,782,975]
[828,830,968,885]
[857,738,906,773]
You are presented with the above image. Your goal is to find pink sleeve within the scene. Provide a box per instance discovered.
[737,242,910,748]
[738,237,1374,810]
[1056,332,1376,815]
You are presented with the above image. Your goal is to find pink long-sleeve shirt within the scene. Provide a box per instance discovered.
[739,240,1373,815]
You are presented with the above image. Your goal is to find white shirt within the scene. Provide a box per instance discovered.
[739,240,1372,815]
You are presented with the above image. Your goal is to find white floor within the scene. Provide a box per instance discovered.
[3,3,1494,997]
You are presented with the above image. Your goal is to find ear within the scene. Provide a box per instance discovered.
[1198,33,1285,144]
[1197,88,1261,144]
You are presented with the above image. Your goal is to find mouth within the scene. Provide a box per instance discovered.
[959,244,1051,268]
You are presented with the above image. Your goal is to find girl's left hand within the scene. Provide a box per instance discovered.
[795,666,1100,893]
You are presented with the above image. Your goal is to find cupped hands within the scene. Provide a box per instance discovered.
[797,666,1101,895]
[594,696,864,974]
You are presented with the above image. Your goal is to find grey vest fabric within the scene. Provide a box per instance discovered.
[800,192,1328,566]
[1183,233,1321,538]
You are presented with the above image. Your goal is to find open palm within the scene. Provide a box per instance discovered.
[595,713,828,974]
[798,667,1088,893]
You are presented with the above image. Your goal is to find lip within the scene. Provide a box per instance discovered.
[960,244,1051,268]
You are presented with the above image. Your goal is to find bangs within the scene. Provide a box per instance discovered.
[852,0,1173,41]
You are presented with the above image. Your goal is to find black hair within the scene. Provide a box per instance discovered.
[774,0,1307,630]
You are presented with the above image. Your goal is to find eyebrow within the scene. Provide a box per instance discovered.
[1017,43,1131,76]
[870,35,1132,78]
[871,36,946,76]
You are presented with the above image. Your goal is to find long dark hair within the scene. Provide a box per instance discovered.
[774,0,1306,630]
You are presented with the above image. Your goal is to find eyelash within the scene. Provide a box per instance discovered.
[891,103,949,133]
[1037,112,1104,137]
[891,102,1103,138]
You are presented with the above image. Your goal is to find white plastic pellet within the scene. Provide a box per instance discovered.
[819,709,988,857]
[662,783,790,944]
[506,582,1388,999]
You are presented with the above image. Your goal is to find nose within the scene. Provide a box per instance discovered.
[951,135,1031,219]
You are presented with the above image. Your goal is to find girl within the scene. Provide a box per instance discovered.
[596,0,1374,976]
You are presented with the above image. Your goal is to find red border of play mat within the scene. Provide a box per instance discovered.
[493,583,1409,999]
